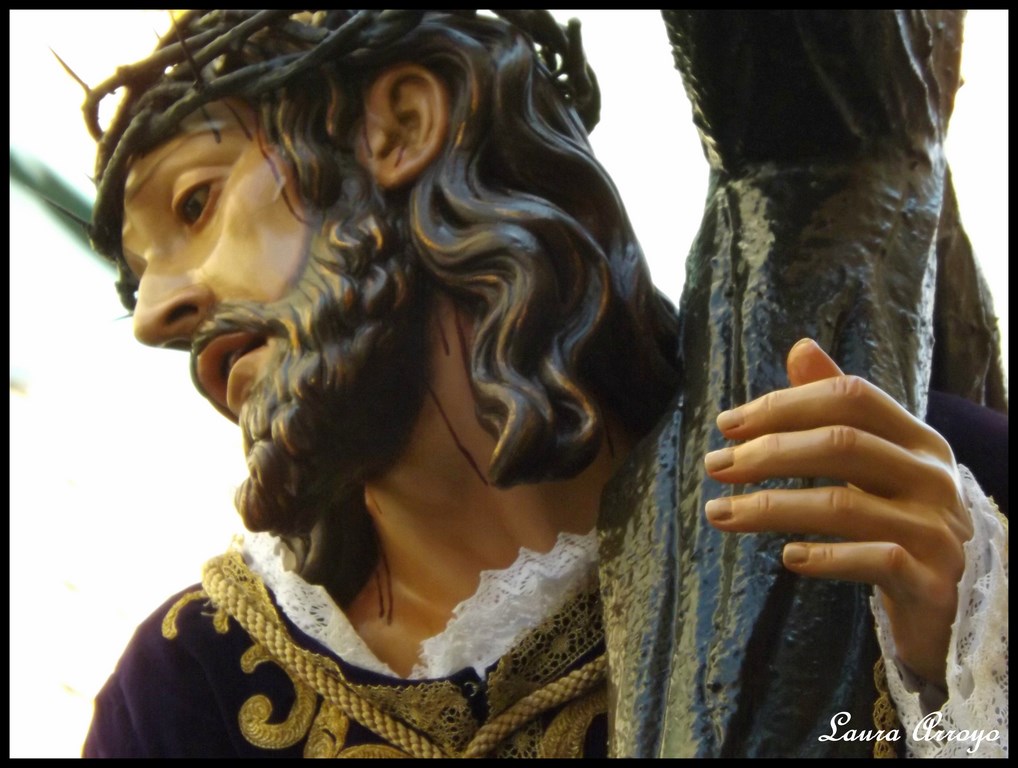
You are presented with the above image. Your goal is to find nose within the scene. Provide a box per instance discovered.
[133,278,216,349]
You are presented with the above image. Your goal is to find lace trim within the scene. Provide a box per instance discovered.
[872,465,1008,758]
[243,532,398,676]
[414,531,598,678]
[243,529,599,680]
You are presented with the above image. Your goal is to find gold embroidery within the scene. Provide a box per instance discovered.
[872,658,901,758]
[540,686,607,758]
[238,643,319,750]
[342,590,605,755]
[337,744,413,758]
[161,589,208,639]
[304,700,351,758]
[204,551,453,758]
[487,587,603,718]
[343,678,476,755]
[494,718,544,758]
[461,655,607,758]
[203,549,608,758]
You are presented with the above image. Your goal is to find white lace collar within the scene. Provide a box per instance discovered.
[242,528,598,680]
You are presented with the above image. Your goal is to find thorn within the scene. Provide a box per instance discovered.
[41,196,91,232]
[169,10,206,90]
[50,48,90,94]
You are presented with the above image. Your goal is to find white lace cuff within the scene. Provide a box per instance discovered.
[872,465,1009,758]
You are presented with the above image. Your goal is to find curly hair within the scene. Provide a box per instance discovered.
[87,12,682,596]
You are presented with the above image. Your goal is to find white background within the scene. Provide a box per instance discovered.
[8,10,1008,757]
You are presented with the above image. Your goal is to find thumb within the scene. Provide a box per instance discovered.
[787,338,843,387]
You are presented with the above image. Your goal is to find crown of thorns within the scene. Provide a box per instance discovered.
[73,9,600,279]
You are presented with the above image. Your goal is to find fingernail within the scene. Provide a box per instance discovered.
[704,498,731,522]
[792,337,816,351]
[716,409,743,431]
[704,448,734,472]
[783,544,809,565]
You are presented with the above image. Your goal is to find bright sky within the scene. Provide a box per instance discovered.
[8,10,1008,758]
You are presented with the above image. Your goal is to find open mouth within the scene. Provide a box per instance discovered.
[194,331,268,421]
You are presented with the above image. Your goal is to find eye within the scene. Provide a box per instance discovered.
[173,182,216,227]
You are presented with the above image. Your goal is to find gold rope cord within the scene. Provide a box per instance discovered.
[539,686,608,758]
[487,588,604,718]
[203,551,449,757]
[202,550,608,757]
[336,672,475,754]
[462,656,607,758]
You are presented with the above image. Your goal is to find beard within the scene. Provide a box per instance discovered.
[192,188,431,541]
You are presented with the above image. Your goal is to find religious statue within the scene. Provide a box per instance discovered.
[78,10,1006,758]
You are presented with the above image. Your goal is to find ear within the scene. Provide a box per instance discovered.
[357,63,450,189]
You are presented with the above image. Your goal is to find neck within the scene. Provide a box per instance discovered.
[344,296,633,675]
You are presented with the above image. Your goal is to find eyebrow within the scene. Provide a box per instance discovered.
[123,128,226,205]
[124,99,258,200]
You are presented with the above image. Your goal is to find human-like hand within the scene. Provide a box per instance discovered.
[703,338,973,688]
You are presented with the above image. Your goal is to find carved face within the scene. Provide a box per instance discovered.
[122,100,313,420]
[121,98,429,535]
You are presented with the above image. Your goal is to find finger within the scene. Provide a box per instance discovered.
[704,485,967,567]
[715,375,945,459]
[704,486,918,543]
[786,543,956,687]
[704,425,956,502]
[786,337,842,387]
[779,540,924,604]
